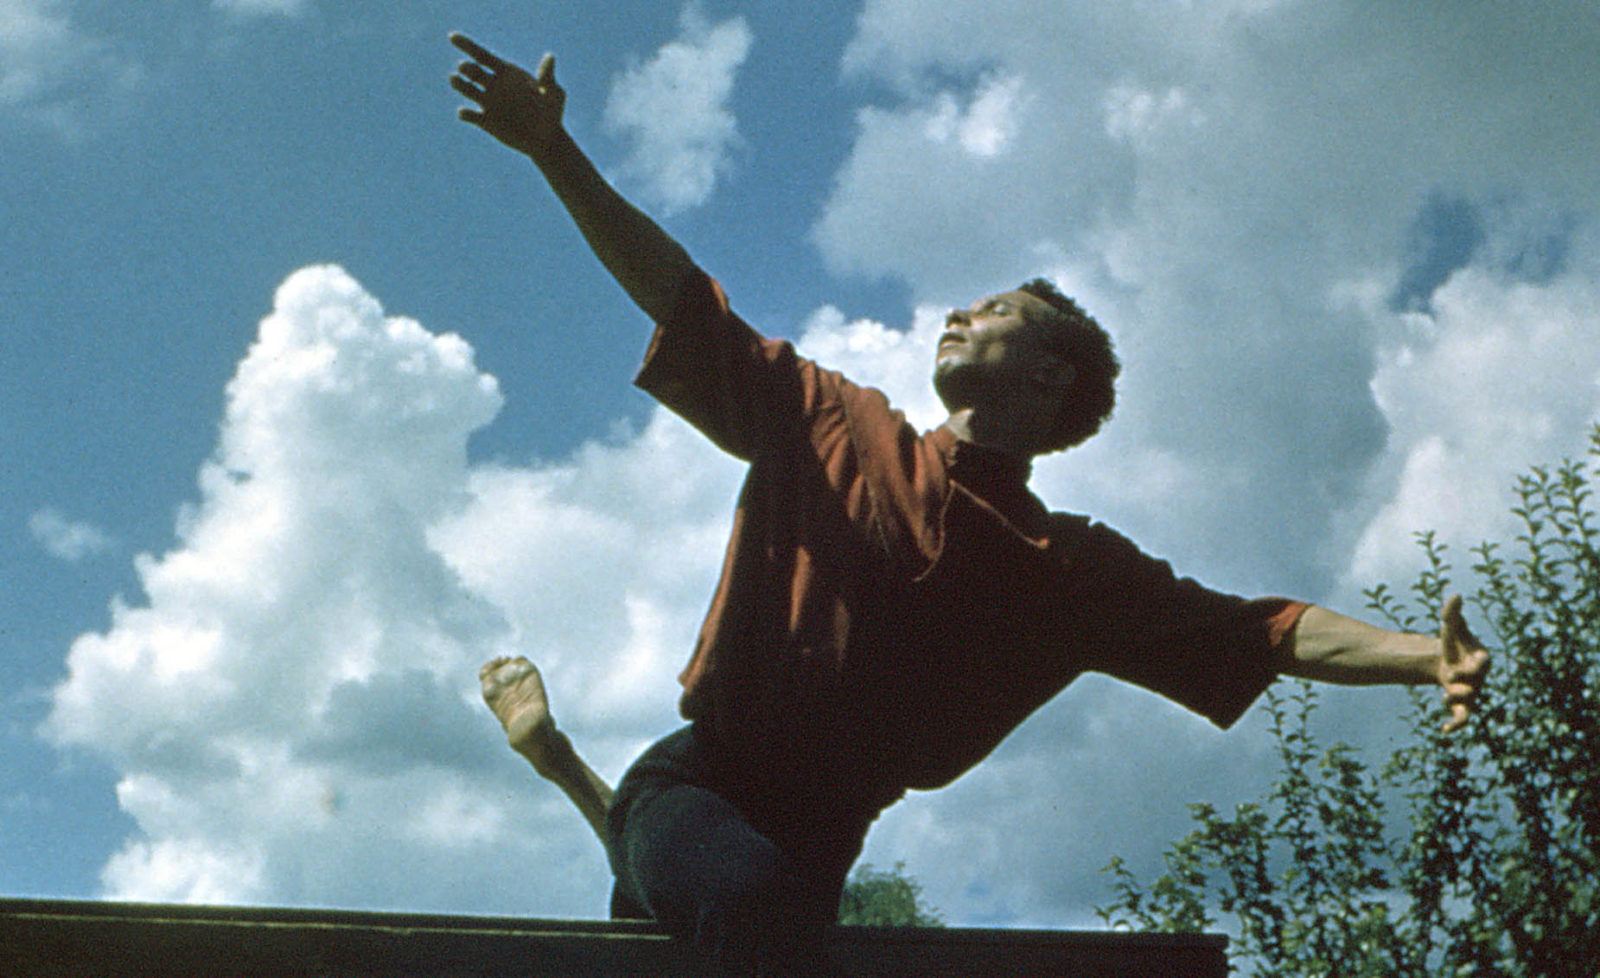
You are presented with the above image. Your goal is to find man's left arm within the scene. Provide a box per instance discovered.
[1276,595,1491,733]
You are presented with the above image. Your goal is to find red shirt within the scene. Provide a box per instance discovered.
[635,270,1305,808]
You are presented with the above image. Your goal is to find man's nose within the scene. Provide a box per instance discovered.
[945,308,971,329]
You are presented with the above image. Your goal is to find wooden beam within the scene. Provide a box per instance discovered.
[1,897,1227,976]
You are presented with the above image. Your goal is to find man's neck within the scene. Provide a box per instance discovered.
[942,408,1044,461]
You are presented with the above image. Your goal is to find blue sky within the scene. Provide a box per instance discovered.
[4,0,1599,926]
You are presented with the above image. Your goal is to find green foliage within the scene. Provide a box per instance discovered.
[838,862,945,927]
[1096,425,1600,976]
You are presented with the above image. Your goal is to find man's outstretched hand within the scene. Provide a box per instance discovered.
[449,33,565,159]
[445,31,694,325]
[1438,595,1491,734]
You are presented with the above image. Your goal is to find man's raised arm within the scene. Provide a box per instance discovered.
[448,33,693,324]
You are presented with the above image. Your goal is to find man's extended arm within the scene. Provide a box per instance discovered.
[1276,596,1491,732]
[449,34,692,324]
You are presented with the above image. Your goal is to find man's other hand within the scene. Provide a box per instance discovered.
[1438,595,1491,734]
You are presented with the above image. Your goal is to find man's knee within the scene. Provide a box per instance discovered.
[694,847,795,921]
[611,786,776,912]
[623,806,821,954]
[663,830,801,936]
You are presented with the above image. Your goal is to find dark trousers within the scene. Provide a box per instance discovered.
[606,726,874,976]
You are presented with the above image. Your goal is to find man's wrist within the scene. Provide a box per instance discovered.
[528,126,578,170]
[1387,631,1442,685]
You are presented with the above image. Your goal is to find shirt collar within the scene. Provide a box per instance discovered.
[932,425,1034,486]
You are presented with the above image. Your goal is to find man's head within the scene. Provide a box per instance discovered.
[932,278,1118,455]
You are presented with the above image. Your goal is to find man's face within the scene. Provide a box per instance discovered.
[932,290,1065,413]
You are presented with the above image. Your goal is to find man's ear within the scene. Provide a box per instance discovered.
[1032,357,1074,392]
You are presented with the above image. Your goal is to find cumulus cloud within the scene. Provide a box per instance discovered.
[1102,84,1198,145]
[43,265,541,908]
[603,3,752,215]
[1343,242,1600,591]
[0,0,141,133]
[29,508,113,562]
[921,73,1028,158]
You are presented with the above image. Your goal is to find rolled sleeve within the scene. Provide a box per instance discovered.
[634,267,826,462]
[1076,523,1308,729]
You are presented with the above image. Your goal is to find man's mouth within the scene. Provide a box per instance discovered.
[938,331,966,348]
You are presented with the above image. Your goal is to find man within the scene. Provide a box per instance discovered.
[448,33,1489,975]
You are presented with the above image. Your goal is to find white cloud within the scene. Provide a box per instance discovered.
[1343,254,1600,590]
[0,0,141,133]
[101,837,266,905]
[29,508,113,561]
[0,0,85,105]
[212,0,309,16]
[1102,84,1196,144]
[43,265,541,909]
[922,73,1028,158]
[603,4,752,215]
